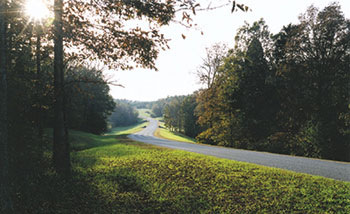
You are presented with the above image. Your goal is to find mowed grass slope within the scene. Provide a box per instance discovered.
[20,128,350,213]
[155,122,196,143]
[107,119,149,136]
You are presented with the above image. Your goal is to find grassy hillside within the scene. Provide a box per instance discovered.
[155,122,196,143]
[16,127,350,213]
[107,119,149,136]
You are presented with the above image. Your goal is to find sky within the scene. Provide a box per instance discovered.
[107,0,350,102]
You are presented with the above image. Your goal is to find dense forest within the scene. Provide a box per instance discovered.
[160,4,350,162]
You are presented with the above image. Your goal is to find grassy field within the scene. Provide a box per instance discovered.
[16,126,350,213]
[155,121,196,143]
[107,119,149,136]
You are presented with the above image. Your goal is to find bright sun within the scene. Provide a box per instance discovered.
[25,0,50,21]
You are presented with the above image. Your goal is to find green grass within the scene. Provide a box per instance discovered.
[155,121,196,143]
[17,127,350,213]
[107,119,148,136]
[136,108,195,143]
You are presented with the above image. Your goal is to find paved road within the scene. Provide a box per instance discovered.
[129,117,350,182]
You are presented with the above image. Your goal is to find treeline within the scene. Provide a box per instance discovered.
[150,96,186,118]
[163,95,201,138]
[127,96,187,118]
[109,101,139,127]
[165,4,350,161]
[65,66,116,134]
[125,95,201,138]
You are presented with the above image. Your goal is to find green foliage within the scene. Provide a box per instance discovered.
[272,3,350,161]
[151,104,163,118]
[150,96,185,118]
[65,65,116,135]
[3,0,249,205]
[63,1,243,70]
[5,0,56,185]
[109,102,139,127]
[162,94,201,138]
[13,130,350,213]
[181,95,202,138]
[221,37,279,145]
[196,3,350,161]
[164,97,183,132]
[234,18,272,58]
[131,101,154,109]
[196,77,234,146]
[63,0,176,70]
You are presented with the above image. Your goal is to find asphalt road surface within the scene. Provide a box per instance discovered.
[128,117,350,182]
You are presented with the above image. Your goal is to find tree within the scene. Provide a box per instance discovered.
[196,38,277,148]
[51,0,247,175]
[151,104,163,118]
[53,0,70,175]
[195,43,230,145]
[181,94,201,138]
[156,94,201,138]
[65,65,116,134]
[196,43,228,89]
[196,81,228,146]
[61,0,247,70]
[0,0,14,212]
[236,38,278,142]
[234,18,273,60]
[164,98,183,132]
[274,4,350,160]
[110,102,139,127]
[193,3,349,161]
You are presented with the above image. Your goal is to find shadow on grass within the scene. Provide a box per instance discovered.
[14,129,350,213]
[70,134,140,169]
[14,133,181,213]
[14,167,180,213]
[15,130,212,213]
[70,135,118,151]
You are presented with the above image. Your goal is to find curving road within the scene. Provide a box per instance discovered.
[128,117,350,182]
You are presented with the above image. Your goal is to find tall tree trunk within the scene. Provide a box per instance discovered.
[53,0,70,176]
[36,26,43,140]
[0,0,14,212]
[36,29,41,76]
